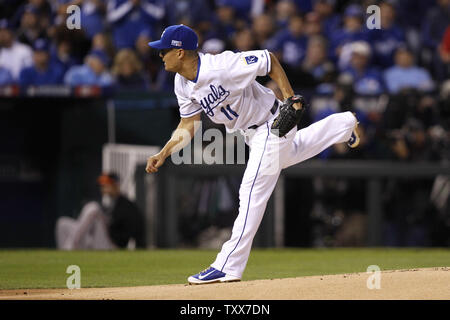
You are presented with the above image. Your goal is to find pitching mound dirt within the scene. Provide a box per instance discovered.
[1,267,449,300]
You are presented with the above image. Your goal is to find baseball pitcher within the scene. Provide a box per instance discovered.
[146,25,360,284]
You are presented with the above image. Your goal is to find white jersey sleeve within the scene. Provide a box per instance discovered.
[220,50,272,91]
[174,74,203,118]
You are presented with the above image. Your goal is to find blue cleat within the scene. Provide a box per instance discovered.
[188,267,240,285]
[347,114,360,148]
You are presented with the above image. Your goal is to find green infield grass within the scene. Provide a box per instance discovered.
[0,248,449,289]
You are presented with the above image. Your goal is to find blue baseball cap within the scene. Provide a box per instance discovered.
[344,4,363,18]
[33,38,50,52]
[148,25,198,50]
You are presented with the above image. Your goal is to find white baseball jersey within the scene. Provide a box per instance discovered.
[174,50,277,132]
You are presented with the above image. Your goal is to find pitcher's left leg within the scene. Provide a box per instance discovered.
[283,111,357,169]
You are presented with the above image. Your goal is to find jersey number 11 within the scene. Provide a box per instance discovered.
[220,105,239,120]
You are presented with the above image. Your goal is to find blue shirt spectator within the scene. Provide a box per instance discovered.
[384,47,434,94]
[106,0,165,49]
[367,2,406,69]
[19,38,65,86]
[0,67,13,86]
[50,40,78,75]
[312,0,340,38]
[267,16,308,67]
[368,28,405,69]
[341,41,384,95]
[329,5,368,62]
[343,67,384,95]
[64,50,114,87]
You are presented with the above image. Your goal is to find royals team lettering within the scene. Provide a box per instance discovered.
[200,84,230,116]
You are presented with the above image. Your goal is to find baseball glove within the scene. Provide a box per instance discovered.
[270,95,306,137]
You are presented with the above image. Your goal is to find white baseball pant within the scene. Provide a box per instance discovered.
[210,111,357,278]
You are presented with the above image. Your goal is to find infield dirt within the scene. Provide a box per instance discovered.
[0,267,449,300]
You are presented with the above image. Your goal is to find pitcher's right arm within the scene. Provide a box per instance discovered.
[145,113,201,173]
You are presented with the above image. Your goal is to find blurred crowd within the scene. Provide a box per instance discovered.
[0,0,449,163]
[1,0,447,248]
[0,1,448,90]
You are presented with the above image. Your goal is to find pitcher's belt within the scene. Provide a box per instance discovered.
[247,100,279,130]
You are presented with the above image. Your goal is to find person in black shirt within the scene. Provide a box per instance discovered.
[55,173,145,250]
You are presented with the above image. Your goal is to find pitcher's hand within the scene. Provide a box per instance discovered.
[146,152,166,173]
